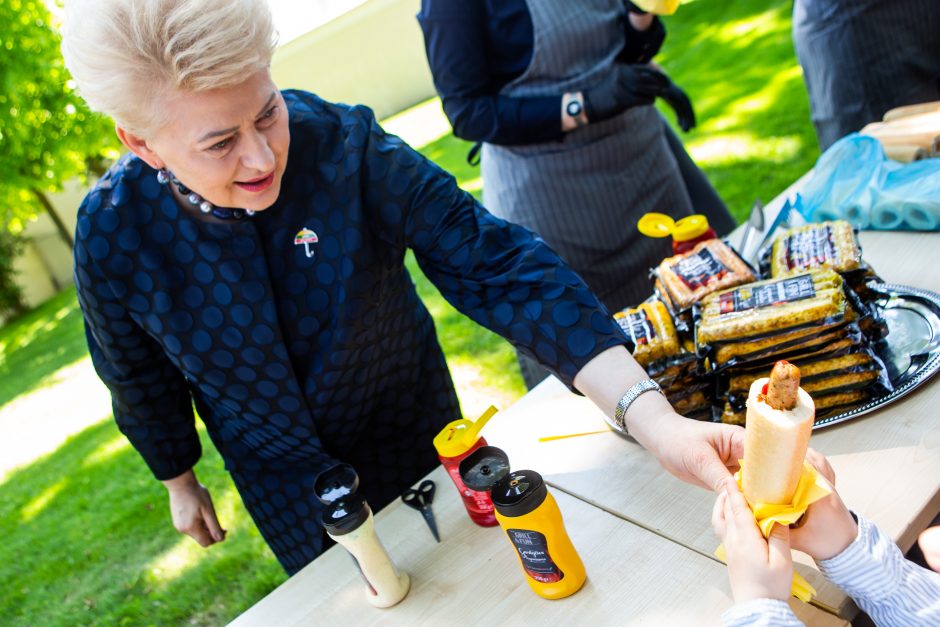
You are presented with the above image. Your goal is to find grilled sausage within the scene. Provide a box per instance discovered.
[764,361,800,410]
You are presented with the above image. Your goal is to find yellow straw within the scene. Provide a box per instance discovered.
[538,428,610,442]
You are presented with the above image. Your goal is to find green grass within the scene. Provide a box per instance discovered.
[0,419,283,626]
[0,286,88,408]
[1,1,816,623]
[657,0,819,223]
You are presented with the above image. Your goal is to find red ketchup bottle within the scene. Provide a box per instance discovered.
[432,406,500,527]
[638,213,717,254]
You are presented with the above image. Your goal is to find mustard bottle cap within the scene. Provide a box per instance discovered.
[433,406,498,458]
[672,215,711,242]
[631,0,680,15]
[458,445,511,491]
[637,212,675,238]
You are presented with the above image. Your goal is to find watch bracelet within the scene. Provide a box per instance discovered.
[612,379,664,433]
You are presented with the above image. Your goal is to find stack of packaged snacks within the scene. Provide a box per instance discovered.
[697,270,847,346]
[653,239,756,328]
[763,220,886,337]
[614,299,710,420]
[719,351,890,425]
[767,220,861,277]
[693,268,891,425]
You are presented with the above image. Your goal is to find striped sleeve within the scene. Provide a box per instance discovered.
[721,599,804,626]
[817,514,940,627]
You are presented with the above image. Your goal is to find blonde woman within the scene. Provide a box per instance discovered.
[62,0,743,575]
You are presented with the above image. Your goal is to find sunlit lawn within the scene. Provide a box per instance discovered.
[0,1,817,623]
[0,288,88,409]
[657,0,818,219]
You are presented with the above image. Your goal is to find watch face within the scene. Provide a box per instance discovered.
[566,100,582,117]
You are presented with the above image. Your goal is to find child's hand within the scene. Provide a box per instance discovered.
[713,480,794,603]
[787,459,858,561]
[918,526,940,572]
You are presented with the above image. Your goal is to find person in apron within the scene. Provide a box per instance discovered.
[793,0,940,151]
[420,0,734,387]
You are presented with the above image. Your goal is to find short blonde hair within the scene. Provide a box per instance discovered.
[62,0,277,135]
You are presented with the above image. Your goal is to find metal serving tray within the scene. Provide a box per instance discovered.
[813,282,940,429]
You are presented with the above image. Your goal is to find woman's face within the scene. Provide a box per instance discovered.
[145,69,290,212]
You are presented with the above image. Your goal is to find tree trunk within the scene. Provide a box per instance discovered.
[31,188,74,250]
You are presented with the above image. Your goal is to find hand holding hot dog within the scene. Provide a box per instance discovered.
[788,455,858,561]
[712,481,794,603]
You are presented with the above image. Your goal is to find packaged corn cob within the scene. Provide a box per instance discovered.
[727,351,877,393]
[696,270,846,346]
[768,220,862,277]
[653,239,755,311]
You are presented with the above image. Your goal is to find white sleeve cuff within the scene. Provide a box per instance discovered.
[721,598,803,626]
[817,513,897,601]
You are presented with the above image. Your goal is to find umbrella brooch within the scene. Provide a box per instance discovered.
[294,227,319,258]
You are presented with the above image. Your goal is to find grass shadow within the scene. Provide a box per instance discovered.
[657,0,819,223]
[0,287,90,410]
[0,417,285,626]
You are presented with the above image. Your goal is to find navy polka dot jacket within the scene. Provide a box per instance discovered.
[74,90,628,572]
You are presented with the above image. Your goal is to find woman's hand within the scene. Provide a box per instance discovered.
[162,470,226,547]
[713,482,794,603]
[628,11,654,31]
[634,409,746,491]
[573,346,745,492]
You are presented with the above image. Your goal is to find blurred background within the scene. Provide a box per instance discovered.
[0,1,820,624]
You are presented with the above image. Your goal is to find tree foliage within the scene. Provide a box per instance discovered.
[0,230,25,318]
[0,0,120,234]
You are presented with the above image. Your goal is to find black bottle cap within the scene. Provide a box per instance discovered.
[490,469,547,518]
[321,495,370,536]
[314,463,359,504]
[459,446,511,492]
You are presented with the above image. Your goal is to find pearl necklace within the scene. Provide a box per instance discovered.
[157,169,255,221]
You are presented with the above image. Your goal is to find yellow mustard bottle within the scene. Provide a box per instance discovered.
[459,446,586,600]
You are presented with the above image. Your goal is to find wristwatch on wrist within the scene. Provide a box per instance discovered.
[562,92,589,131]
[608,379,665,434]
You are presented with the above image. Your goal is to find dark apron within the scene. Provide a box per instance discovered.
[481,0,694,313]
[793,0,940,151]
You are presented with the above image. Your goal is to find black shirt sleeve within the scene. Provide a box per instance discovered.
[350,106,630,387]
[418,0,564,145]
[74,190,201,481]
[617,7,666,64]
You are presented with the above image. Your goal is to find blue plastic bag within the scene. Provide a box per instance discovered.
[798,134,940,231]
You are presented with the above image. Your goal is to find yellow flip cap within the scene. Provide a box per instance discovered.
[433,406,498,458]
[631,0,680,15]
[638,213,712,242]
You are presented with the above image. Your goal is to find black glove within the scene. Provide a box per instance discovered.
[656,82,696,132]
[625,1,648,14]
[583,65,670,123]
[618,9,666,64]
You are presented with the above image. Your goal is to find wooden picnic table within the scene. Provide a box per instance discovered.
[231,183,936,625]
[481,224,940,620]
[231,463,846,626]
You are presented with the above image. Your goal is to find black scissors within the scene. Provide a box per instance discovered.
[401,480,440,542]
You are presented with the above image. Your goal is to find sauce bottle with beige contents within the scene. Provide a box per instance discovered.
[743,361,815,505]
[315,463,410,608]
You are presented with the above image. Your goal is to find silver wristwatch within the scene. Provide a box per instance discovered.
[608,379,665,434]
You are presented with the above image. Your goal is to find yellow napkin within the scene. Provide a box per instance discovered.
[631,0,680,15]
[715,460,831,603]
